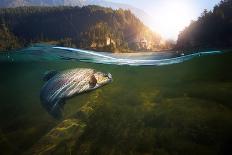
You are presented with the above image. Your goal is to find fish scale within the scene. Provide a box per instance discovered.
[48,70,94,102]
[40,68,112,118]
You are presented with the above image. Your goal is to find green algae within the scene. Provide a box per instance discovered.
[26,118,85,155]
[25,89,105,155]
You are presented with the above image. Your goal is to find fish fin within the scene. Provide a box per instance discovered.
[49,99,65,119]
[43,70,58,81]
[89,75,97,88]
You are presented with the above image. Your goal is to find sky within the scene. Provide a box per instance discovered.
[106,0,221,40]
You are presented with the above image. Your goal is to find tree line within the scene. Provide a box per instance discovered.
[0,5,161,52]
[176,0,232,50]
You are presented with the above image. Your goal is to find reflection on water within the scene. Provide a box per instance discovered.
[0,44,222,66]
[0,45,232,155]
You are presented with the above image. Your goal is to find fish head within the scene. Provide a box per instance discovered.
[93,71,113,87]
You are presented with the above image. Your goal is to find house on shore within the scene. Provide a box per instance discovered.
[129,37,153,51]
[90,37,116,49]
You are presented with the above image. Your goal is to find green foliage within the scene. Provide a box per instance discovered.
[0,23,20,51]
[0,5,160,52]
[176,0,232,50]
[80,22,125,52]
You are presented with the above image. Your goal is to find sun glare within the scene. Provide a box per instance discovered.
[148,1,196,40]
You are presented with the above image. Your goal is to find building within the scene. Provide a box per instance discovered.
[90,37,116,49]
[139,38,148,49]
[130,37,152,50]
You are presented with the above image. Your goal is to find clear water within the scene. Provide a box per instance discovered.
[0,44,232,155]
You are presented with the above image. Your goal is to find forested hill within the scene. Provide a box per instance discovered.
[0,0,85,7]
[0,0,152,33]
[176,0,232,50]
[0,5,161,52]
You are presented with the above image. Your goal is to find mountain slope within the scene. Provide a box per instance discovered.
[0,5,161,52]
[0,0,152,30]
[0,0,86,7]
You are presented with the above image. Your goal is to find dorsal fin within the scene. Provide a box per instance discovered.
[43,70,58,81]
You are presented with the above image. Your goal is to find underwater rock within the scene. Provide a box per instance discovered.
[26,90,105,155]
[25,119,85,155]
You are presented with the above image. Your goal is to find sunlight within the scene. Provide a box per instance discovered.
[148,1,196,40]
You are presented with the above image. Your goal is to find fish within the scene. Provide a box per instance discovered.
[40,68,112,119]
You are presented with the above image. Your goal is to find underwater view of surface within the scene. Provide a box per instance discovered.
[0,44,232,155]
